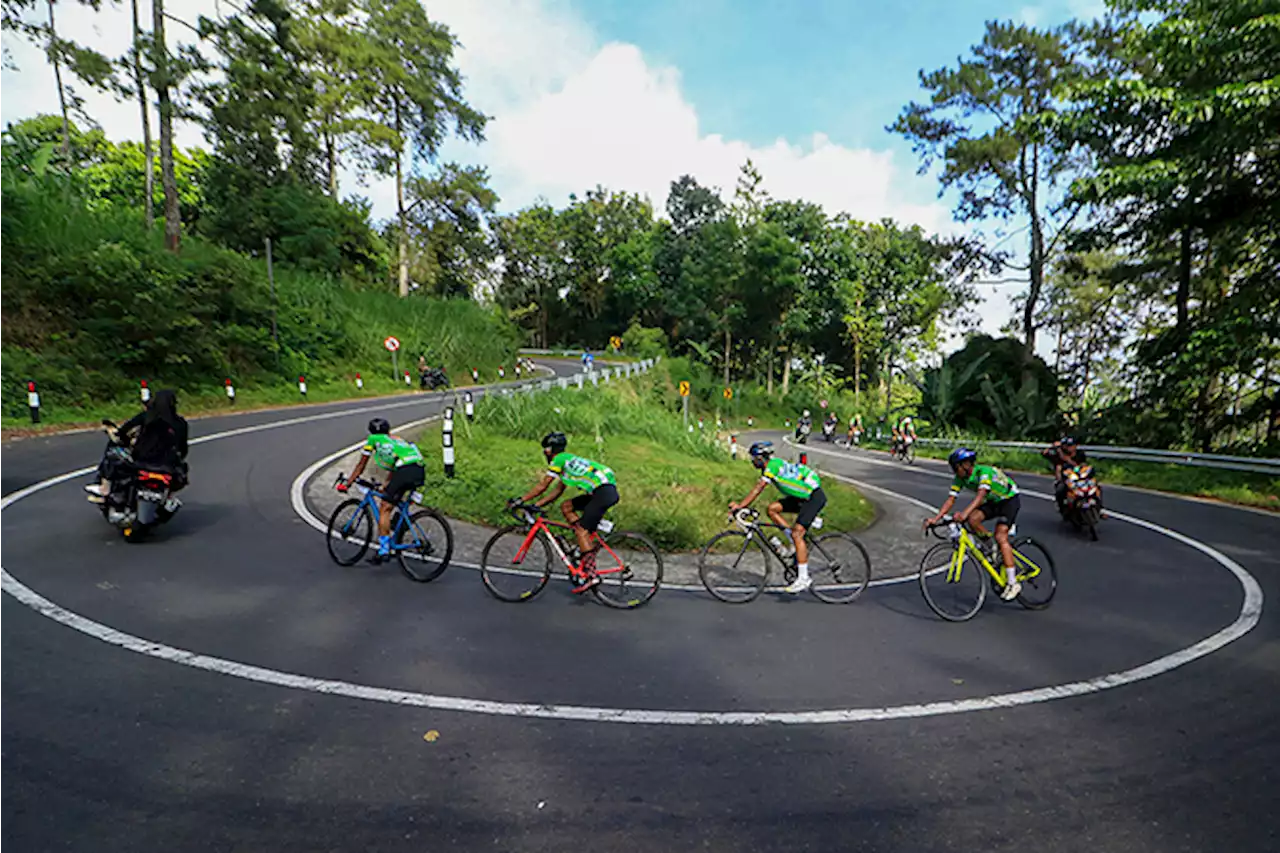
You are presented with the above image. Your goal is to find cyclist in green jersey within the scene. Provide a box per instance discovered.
[730,441,827,594]
[512,431,620,593]
[337,417,426,560]
[924,447,1023,600]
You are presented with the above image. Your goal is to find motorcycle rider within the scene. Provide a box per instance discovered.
[85,389,189,503]
[822,411,839,441]
[1043,436,1090,512]
[796,409,813,441]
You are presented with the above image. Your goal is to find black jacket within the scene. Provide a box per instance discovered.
[120,408,189,469]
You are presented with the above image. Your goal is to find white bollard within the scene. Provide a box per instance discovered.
[298,375,308,396]
[442,405,456,478]
[404,370,412,387]
[576,374,585,389]
[140,380,151,404]
[225,378,236,405]
[464,391,474,421]
[355,372,364,390]
[26,380,40,424]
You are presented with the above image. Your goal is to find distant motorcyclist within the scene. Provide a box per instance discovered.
[822,412,838,442]
[1042,436,1089,511]
[795,409,813,443]
[85,389,189,501]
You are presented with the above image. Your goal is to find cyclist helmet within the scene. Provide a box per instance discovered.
[948,447,978,472]
[541,431,568,454]
[368,417,390,435]
[748,441,774,468]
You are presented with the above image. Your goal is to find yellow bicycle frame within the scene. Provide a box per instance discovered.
[945,524,1044,587]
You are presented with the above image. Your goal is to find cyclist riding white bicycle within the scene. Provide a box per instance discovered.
[923,447,1023,600]
[337,418,426,560]
[730,441,826,594]
[890,415,917,456]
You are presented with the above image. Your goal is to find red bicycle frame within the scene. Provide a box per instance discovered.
[512,512,627,579]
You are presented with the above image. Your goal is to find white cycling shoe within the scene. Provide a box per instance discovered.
[1000,580,1022,601]
[782,576,812,594]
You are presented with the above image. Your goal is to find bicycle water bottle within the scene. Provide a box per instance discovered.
[769,535,784,551]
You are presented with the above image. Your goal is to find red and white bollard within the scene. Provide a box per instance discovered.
[225,378,236,405]
[471,367,479,383]
[140,379,151,405]
[404,370,412,387]
[747,415,754,428]
[298,375,308,397]
[355,372,364,390]
[498,365,505,379]
[730,434,738,459]
[27,380,40,424]
[515,364,522,379]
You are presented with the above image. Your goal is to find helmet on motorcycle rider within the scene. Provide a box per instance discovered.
[1059,435,1078,448]
[541,431,568,456]
[948,447,978,472]
[802,410,810,418]
[748,441,774,469]
[368,417,391,435]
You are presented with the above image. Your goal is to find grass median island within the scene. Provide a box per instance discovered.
[412,384,875,552]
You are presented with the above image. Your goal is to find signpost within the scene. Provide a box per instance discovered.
[610,335,622,351]
[384,335,401,380]
[679,380,691,429]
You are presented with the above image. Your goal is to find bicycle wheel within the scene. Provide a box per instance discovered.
[326,499,373,566]
[395,508,454,583]
[1013,537,1057,610]
[480,526,552,602]
[807,533,872,604]
[698,530,770,603]
[919,542,987,621]
[592,531,663,609]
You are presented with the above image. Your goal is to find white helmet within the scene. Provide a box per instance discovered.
[803,409,810,418]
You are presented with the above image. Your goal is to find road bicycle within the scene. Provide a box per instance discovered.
[919,516,1057,621]
[698,508,871,604]
[325,474,454,582]
[479,502,663,609]
[890,435,916,464]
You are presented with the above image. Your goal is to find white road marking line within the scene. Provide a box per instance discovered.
[1,397,1265,726]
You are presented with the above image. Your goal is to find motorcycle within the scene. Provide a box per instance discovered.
[822,419,837,442]
[419,366,450,390]
[795,419,812,445]
[1059,464,1103,540]
[94,420,184,542]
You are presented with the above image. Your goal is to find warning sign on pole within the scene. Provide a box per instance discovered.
[679,381,691,397]
[723,387,733,400]
[383,336,401,352]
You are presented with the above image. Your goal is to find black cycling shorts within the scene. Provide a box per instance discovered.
[384,463,425,505]
[569,483,620,533]
[778,487,827,529]
[979,494,1020,529]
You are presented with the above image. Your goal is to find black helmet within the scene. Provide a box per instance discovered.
[368,417,390,435]
[947,447,977,471]
[1059,435,1078,448]
[541,431,567,454]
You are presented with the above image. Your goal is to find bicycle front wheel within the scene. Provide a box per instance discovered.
[698,530,770,603]
[1013,537,1057,610]
[326,499,373,566]
[593,531,663,609]
[919,542,987,621]
[480,526,553,602]
[808,533,871,604]
[395,508,454,582]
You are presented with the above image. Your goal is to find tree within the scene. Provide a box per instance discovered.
[404,162,498,297]
[355,0,486,297]
[892,20,1087,365]
[491,203,565,348]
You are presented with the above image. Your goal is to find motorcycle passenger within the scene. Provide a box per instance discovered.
[823,412,839,441]
[85,389,189,503]
[1043,436,1089,512]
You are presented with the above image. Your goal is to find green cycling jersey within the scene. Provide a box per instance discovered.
[762,457,822,499]
[548,451,616,492]
[362,433,425,471]
[949,463,1018,503]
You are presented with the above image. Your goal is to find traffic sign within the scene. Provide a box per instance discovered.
[820,399,828,409]
[723,387,733,400]
[679,381,691,397]
[610,336,622,350]
[384,336,401,352]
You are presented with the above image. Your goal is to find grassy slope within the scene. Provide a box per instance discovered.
[413,401,874,553]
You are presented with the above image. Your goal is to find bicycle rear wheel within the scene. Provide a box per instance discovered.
[919,542,987,621]
[395,508,454,582]
[698,530,769,603]
[807,533,871,604]
[592,531,663,609]
[326,499,373,566]
[1013,537,1057,610]
[480,526,552,602]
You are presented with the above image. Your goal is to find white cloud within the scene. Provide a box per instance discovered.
[1017,6,1045,26]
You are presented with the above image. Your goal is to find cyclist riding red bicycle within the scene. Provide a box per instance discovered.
[337,418,426,560]
[511,432,620,593]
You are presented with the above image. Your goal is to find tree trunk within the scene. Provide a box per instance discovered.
[1177,225,1192,331]
[1023,212,1045,369]
[153,0,181,252]
[781,348,791,395]
[722,328,731,389]
[394,100,408,298]
[130,0,153,228]
[883,350,892,418]
[47,1,71,157]
[854,334,862,409]
[326,132,338,197]
[766,346,774,395]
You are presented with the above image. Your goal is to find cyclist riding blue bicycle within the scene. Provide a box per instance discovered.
[923,447,1023,600]
[512,432,620,594]
[337,418,426,560]
[730,441,826,594]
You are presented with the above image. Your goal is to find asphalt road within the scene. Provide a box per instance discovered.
[3,370,1278,853]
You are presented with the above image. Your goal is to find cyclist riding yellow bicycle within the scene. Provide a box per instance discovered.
[730,441,826,594]
[337,417,426,560]
[513,432,620,594]
[923,447,1023,600]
